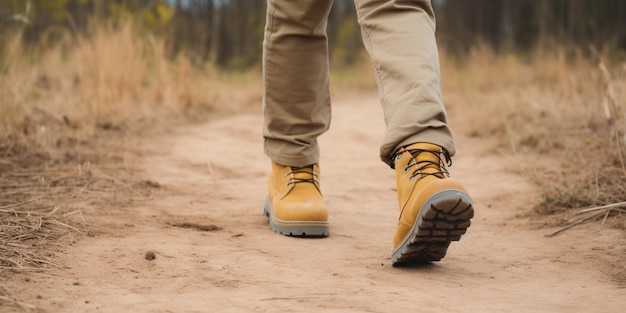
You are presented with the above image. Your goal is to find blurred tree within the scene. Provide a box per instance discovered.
[2,0,626,67]
[328,0,362,66]
[436,0,626,58]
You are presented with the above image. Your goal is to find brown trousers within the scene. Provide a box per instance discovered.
[262,0,455,167]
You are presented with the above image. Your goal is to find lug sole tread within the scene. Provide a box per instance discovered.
[393,195,474,266]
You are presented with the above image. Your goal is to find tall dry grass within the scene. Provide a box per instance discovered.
[0,22,261,148]
[439,45,626,218]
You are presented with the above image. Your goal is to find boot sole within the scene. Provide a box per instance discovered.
[263,196,330,237]
[392,190,474,266]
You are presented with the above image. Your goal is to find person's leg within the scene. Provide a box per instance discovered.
[262,0,334,237]
[263,0,334,167]
[354,0,474,265]
[354,0,454,166]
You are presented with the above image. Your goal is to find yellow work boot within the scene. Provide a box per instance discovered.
[391,143,474,265]
[263,162,329,237]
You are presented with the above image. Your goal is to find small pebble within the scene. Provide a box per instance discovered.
[145,251,156,260]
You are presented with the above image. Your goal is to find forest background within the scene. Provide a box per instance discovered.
[2,0,626,69]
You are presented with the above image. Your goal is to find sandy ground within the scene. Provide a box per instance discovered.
[3,96,625,312]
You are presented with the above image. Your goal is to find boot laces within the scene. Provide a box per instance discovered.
[285,165,319,187]
[401,149,451,181]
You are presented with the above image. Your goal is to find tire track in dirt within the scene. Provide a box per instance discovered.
[3,96,624,312]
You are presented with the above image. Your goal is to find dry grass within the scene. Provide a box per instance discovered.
[1,22,261,139]
[439,45,626,227]
[0,149,158,270]
[0,22,262,277]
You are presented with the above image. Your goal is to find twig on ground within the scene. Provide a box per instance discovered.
[578,201,626,213]
[0,195,45,210]
[546,202,626,237]
[48,219,84,235]
[545,211,607,237]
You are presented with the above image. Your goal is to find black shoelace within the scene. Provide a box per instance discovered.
[399,149,451,181]
[285,165,319,187]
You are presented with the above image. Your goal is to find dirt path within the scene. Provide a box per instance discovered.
[5,96,625,312]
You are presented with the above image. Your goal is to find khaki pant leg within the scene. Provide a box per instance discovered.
[354,0,456,167]
[262,0,334,167]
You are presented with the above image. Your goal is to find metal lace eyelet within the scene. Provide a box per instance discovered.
[403,166,409,173]
[285,182,292,187]
[408,175,415,181]
[395,154,402,160]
